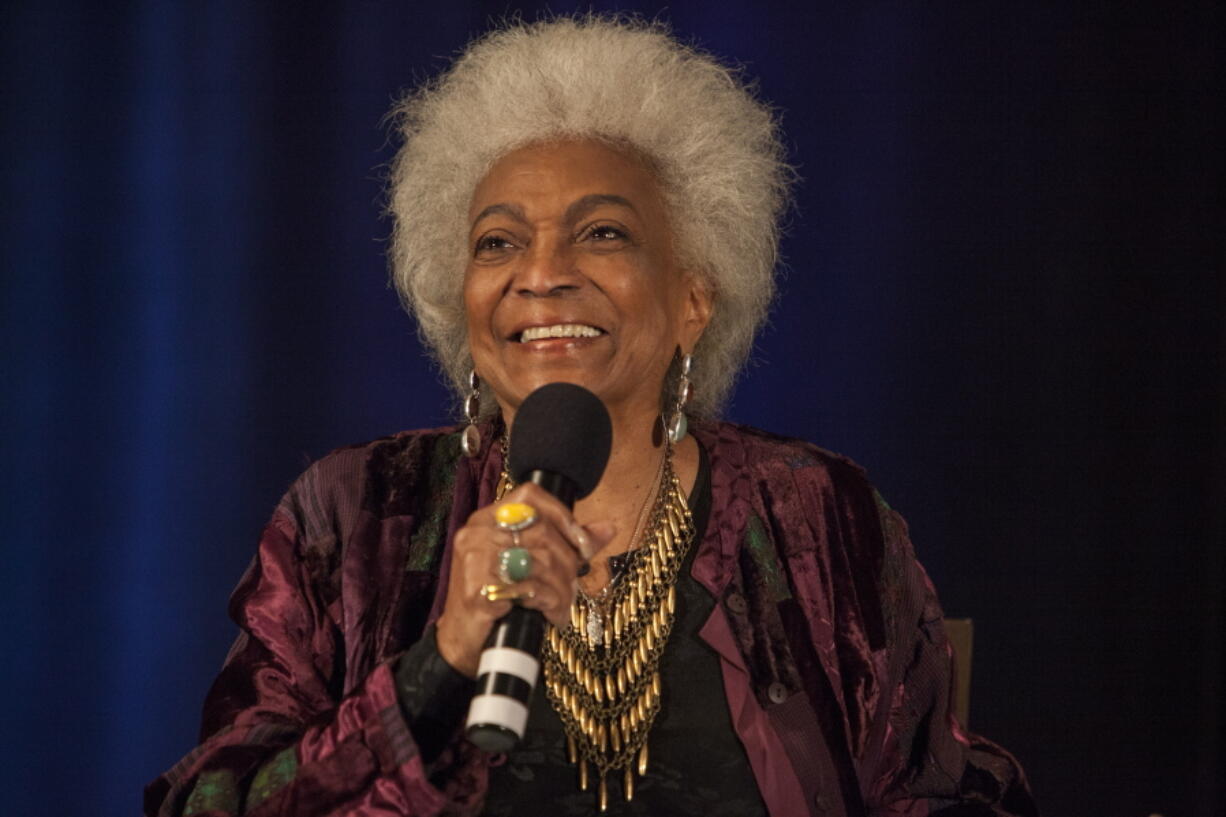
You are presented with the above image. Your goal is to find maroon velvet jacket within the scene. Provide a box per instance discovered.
[146,421,1034,816]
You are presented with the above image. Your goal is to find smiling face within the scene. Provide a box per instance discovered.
[464,139,712,423]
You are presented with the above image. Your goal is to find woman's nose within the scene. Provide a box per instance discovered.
[513,238,581,297]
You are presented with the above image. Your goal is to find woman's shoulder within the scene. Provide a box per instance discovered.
[692,419,873,491]
[274,425,465,538]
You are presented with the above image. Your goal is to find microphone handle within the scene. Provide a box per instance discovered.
[522,469,578,509]
[464,470,578,752]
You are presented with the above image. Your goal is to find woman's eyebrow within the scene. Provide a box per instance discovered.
[565,194,637,224]
[471,202,527,228]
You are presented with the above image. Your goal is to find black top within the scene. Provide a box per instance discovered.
[482,443,767,816]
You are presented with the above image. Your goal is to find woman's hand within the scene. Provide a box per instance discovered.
[435,482,612,678]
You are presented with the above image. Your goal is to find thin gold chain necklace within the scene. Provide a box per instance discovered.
[573,446,666,648]
[494,441,696,812]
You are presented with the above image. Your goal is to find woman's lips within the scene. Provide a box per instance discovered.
[515,323,605,342]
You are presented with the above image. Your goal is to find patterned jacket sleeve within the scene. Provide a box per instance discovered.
[143,450,485,817]
[862,493,1036,817]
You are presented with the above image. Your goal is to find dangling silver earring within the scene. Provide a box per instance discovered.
[461,369,482,458]
[667,353,693,444]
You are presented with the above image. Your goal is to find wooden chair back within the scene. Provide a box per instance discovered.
[944,617,974,728]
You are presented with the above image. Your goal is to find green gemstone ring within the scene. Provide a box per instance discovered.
[498,546,533,583]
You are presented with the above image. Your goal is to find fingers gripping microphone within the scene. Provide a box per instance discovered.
[465,383,612,753]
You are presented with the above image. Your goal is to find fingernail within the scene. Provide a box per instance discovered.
[577,561,591,578]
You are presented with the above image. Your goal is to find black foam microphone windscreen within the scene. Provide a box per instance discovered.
[507,381,612,503]
[465,382,612,753]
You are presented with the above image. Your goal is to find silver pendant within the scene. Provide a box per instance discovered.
[586,600,604,646]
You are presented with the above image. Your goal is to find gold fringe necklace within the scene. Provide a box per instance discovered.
[497,442,695,812]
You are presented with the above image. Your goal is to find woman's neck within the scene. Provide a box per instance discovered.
[573,408,700,582]
[582,408,662,505]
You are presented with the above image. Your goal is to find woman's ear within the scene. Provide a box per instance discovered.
[678,271,714,352]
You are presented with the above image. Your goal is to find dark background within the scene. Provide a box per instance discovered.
[1,2,1221,816]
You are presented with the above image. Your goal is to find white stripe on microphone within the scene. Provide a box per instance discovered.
[477,646,540,684]
[466,694,530,736]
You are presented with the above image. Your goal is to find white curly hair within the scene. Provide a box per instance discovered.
[386,14,792,417]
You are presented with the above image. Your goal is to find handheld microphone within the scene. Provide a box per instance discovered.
[464,382,612,753]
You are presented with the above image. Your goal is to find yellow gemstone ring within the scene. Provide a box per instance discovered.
[494,501,538,532]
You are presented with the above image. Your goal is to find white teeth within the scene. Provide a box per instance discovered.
[520,324,602,342]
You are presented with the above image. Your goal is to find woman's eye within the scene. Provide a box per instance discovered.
[584,225,628,242]
[474,235,514,254]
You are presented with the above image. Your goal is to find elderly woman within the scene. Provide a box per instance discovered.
[146,16,1034,817]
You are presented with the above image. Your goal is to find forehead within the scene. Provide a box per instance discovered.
[468,139,667,220]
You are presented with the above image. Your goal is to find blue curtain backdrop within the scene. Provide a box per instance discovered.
[1,2,1221,815]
